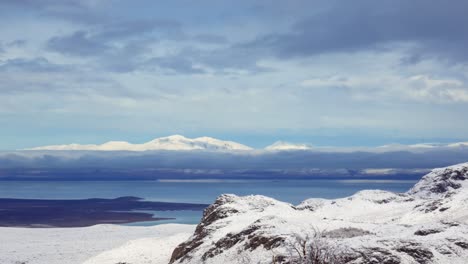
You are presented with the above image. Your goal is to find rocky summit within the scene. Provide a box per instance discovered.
[170,163,468,264]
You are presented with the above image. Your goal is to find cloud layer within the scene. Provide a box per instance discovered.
[1,0,468,149]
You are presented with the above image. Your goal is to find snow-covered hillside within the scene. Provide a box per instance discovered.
[169,163,468,264]
[0,224,195,264]
[27,135,253,151]
[264,141,312,151]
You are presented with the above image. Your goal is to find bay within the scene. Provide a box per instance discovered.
[0,179,417,225]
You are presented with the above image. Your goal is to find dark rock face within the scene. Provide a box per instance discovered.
[434,167,467,190]
[170,239,204,264]
[454,241,468,249]
[430,179,461,194]
[410,166,468,197]
[170,195,241,263]
[323,227,373,239]
[348,247,401,264]
[201,223,284,261]
[414,229,443,236]
[435,245,453,255]
[201,225,261,260]
[417,200,444,213]
[395,243,434,264]
[246,234,284,251]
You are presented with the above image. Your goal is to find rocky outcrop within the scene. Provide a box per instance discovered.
[408,164,468,198]
[170,163,468,264]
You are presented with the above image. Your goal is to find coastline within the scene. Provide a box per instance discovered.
[0,197,207,227]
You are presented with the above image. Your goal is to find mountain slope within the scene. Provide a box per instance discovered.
[27,135,253,152]
[170,163,468,264]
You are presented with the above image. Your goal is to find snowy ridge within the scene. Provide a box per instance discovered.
[23,137,468,153]
[27,135,253,152]
[169,162,468,264]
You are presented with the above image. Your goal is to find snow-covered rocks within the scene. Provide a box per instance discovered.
[169,163,468,264]
[409,163,468,198]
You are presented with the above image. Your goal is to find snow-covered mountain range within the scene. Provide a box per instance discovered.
[27,135,253,151]
[25,135,468,152]
[169,162,468,264]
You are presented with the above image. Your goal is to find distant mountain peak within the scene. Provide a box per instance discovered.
[27,135,253,152]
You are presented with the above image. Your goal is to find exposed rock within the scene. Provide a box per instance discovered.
[395,242,434,264]
[454,241,468,249]
[414,229,443,236]
[348,247,401,264]
[201,224,262,260]
[323,228,373,239]
[409,166,468,198]
[170,195,239,263]
[170,163,468,264]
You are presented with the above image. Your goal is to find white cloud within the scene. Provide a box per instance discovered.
[300,74,468,103]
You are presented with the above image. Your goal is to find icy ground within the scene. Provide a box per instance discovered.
[0,224,195,264]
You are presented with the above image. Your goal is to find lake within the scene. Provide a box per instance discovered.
[0,179,417,225]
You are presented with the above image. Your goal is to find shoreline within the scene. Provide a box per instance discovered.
[0,197,207,228]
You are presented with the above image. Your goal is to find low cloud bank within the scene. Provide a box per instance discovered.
[1,148,468,180]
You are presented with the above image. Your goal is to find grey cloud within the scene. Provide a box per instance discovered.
[47,30,110,56]
[240,0,468,63]
[192,34,228,44]
[0,57,68,72]
[0,57,125,95]
[2,148,468,175]
[192,46,267,72]
[100,40,154,73]
[140,45,273,75]
[1,0,105,24]
[1,0,87,9]
[93,20,182,42]
[46,19,181,58]
[143,56,205,75]
[24,0,468,77]
[0,40,27,54]
[46,29,261,74]
[6,39,27,48]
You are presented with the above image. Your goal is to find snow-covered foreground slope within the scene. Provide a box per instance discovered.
[27,135,253,151]
[84,231,193,264]
[170,163,468,264]
[0,224,195,264]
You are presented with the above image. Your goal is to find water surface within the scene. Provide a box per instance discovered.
[0,179,417,225]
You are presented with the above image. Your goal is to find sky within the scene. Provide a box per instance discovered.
[1,0,468,150]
